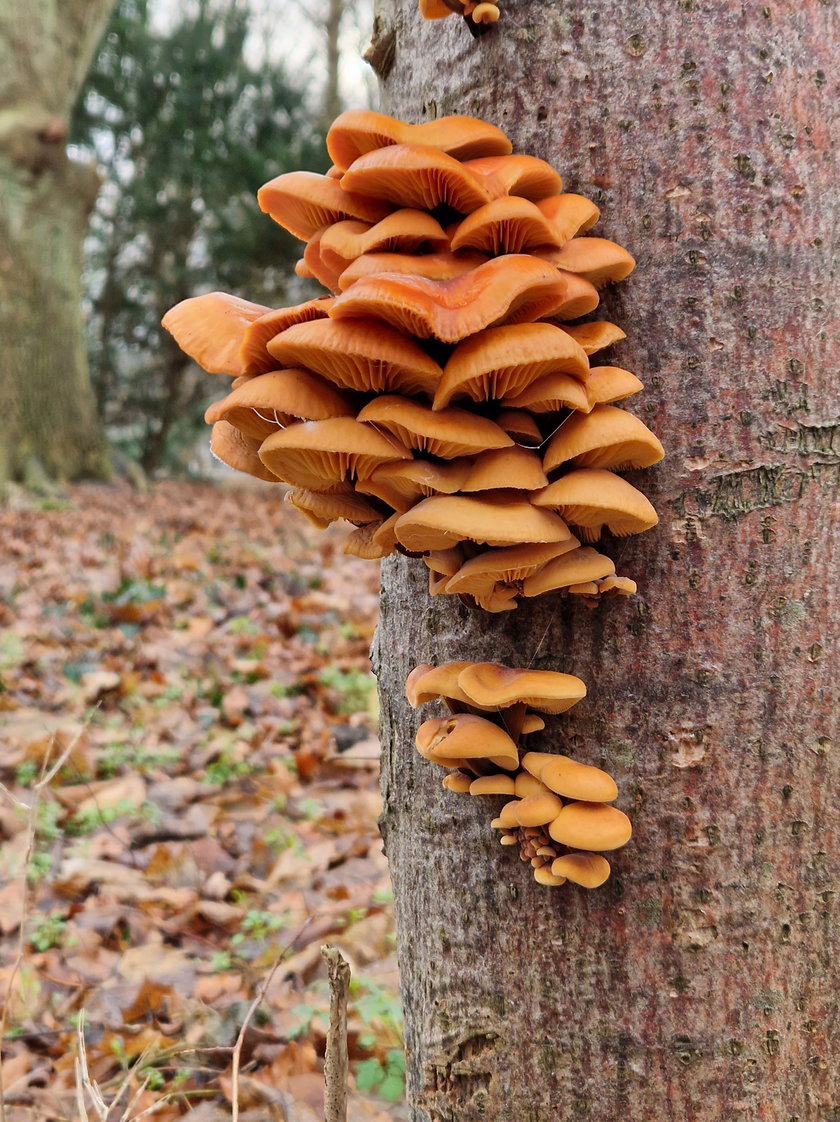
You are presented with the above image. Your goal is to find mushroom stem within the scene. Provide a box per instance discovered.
[500,701,527,744]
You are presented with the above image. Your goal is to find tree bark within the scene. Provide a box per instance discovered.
[370,1,840,1120]
[0,0,113,485]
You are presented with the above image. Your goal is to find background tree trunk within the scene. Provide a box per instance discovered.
[370,1,839,1119]
[0,0,113,485]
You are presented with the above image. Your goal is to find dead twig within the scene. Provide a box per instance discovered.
[321,944,351,1122]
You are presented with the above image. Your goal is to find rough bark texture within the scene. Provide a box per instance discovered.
[370,1,840,1119]
[0,0,113,484]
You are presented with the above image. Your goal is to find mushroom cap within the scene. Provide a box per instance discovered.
[419,0,457,16]
[586,366,644,408]
[442,771,473,793]
[358,459,471,512]
[471,3,501,22]
[300,228,346,293]
[266,317,442,397]
[405,661,476,706]
[326,110,511,172]
[534,237,636,287]
[319,209,450,271]
[514,772,551,798]
[469,775,517,796]
[521,546,616,597]
[433,322,590,409]
[550,853,611,888]
[560,321,626,355]
[342,518,399,558]
[415,714,519,769]
[444,538,580,597]
[521,714,546,734]
[341,144,495,213]
[470,584,520,613]
[423,546,467,579]
[494,409,543,446]
[209,421,278,483]
[532,468,659,541]
[501,370,592,414]
[457,663,587,714]
[494,799,524,828]
[520,750,618,802]
[458,446,548,492]
[533,865,567,887]
[240,298,334,376]
[338,249,490,290]
[258,417,410,489]
[356,396,513,459]
[328,256,592,343]
[286,486,383,529]
[512,792,564,826]
[394,493,574,552]
[449,196,565,255]
[463,155,563,202]
[536,194,601,242]
[257,171,393,241]
[204,368,355,441]
[597,574,638,596]
[542,405,665,472]
[547,801,633,851]
[162,292,270,376]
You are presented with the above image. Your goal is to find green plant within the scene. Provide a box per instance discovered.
[355,1049,406,1102]
[29,913,70,952]
[318,665,377,716]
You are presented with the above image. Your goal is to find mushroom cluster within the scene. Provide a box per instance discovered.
[162,109,663,613]
[418,0,503,31]
[408,661,632,888]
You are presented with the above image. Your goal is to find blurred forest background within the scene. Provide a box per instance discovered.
[0,3,410,1121]
[74,0,374,477]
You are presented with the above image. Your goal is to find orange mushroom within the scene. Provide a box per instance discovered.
[258,417,410,490]
[356,397,513,459]
[257,171,392,241]
[162,292,270,376]
[532,468,659,541]
[340,144,495,213]
[240,298,334,376]
[328,255,593,343]
[326,109,511,171]
[204,368,354,442]
[266,317,442,397]
[394,492,574,553]
[542,404,665,472]
[433,322,590,409]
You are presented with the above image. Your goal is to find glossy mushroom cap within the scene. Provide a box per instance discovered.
[561,321,626,355]
[548,801,633,851]
[520,751,618,802]
[416,713,520,769]
[394,493,574,552]
[542,404,665,472]
[258,417,410,489]
[326,110,511,171]
[328,255,592,343]
[356,397,513,459]
[162,292,270,376]
[520,546,616,597]
[433,322,590,409]
[341,144,496,213]
[209,421,278,483]
[551,853,612,888]
[266,317,442,397]
[240,298,334,376]
[204,368,354,441]
[257,171,392,240]
[405,661,476,707]
[535,237,636,287]
[457,662,587,713]
[532,468,659,541]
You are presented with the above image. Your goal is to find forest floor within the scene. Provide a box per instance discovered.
[0,480,405,1121]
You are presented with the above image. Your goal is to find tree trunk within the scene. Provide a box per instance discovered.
[0,0,113,485]
[323,0,346,128]
[370,1,840,1120]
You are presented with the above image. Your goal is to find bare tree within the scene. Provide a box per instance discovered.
[370,1,840,1119]
[0,0,113,486]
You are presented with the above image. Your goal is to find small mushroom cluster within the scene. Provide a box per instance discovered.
[419,0,503,32]
[408,661,632,888]
[162,109,663,613]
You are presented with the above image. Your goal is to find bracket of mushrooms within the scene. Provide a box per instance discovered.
[407,661,632,888]
[162,109,663,615]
